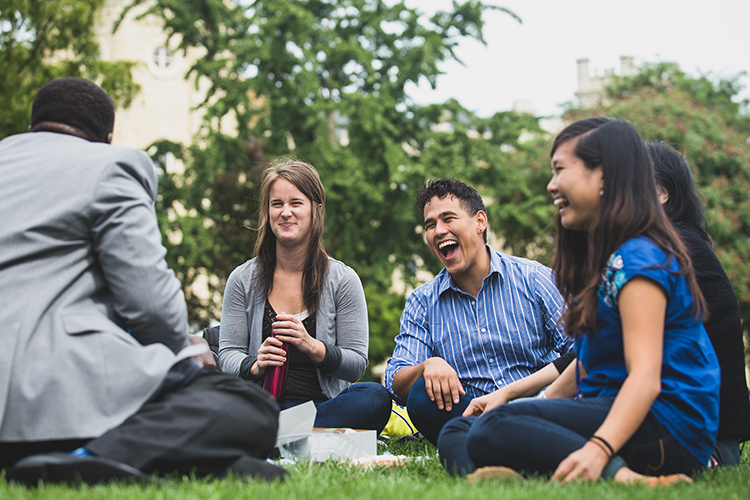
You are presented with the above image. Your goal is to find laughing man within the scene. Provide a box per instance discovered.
[384,178,571,445]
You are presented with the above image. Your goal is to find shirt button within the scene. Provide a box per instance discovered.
[481,328,486,333]
[489,358,494,364]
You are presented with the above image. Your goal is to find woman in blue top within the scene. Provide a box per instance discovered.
[438,118,720,485]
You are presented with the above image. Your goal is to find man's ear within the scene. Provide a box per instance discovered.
[106,132,113,144]
[476,210,488,234]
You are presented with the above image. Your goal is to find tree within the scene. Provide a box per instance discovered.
[0,0,138,139]
[566,63,750,331]
[125,1,525,345]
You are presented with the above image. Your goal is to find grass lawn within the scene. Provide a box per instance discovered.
[2,439,749,500]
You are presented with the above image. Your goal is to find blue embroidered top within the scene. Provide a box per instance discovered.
[385,246,571,402]
[576,236,720,465]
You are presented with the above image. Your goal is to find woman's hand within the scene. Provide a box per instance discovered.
[463,388,511,417]
[251,336,288,377]
[550,441,610,483]
[272,312,326,363]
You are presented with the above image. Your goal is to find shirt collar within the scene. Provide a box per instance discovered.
[436,245,503,296]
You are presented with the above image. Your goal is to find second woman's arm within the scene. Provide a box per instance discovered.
[218,265,254,377]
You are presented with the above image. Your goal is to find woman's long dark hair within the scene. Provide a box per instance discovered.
[550,118,705,335]
[648,142,712,245]
[253,159,329,315]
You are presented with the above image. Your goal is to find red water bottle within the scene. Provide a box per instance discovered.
[263,331,289,399]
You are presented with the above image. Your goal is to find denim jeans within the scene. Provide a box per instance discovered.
[278,382,392,434]
[712,438,741,466]
[438,396,704,478]
[406,377,472,445]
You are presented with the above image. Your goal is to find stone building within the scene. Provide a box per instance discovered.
[95,0,207,159]
[575,56,637,108]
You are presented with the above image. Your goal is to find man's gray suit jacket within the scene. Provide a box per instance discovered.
[0,132,189,442]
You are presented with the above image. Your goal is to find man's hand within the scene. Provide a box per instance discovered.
[188,335,216,369]
[422,357,465,411]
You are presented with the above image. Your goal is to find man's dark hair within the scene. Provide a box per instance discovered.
[416,178,487,242]
[31,77,115,143]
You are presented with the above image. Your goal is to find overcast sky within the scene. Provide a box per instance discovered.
[402,0,750,117]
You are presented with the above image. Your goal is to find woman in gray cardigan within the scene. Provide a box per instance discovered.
[219,159,392,433]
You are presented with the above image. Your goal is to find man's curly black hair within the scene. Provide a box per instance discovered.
[31,77,115,143]
[415,178,487,242]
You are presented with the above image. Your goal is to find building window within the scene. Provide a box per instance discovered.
[152,46,173,71]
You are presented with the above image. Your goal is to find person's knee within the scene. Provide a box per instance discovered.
[406,377,430,411]
[465,409,509,457]
[372,384,394,412]
[213,376,280,453]
[358,383,393,432]
[437,417,476,476]
[237,404,278,455]
[437,417,470,449]
[345,382,391,406]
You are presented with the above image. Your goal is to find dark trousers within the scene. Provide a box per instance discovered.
[406,377,472,445]
[278,382,393,434]
[438,396,704,478]
[1,369,279,476]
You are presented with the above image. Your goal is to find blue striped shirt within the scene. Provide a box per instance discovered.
[385,246,570,401]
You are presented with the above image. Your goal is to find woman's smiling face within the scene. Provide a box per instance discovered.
[269,178,313,247]
[547,137,604,232]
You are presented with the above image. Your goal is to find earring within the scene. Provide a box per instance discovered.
[599,189,604,196]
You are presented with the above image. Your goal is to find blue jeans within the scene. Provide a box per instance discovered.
[438,396,704,478]
[278,382,392,434]
[406,377,472,445]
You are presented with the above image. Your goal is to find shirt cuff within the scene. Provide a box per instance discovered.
[240,357,264,382]
[314,341,342,374]
[552,350,577,373]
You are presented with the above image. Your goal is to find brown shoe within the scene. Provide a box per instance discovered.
[647,474,693,487]
[467,466,524,483]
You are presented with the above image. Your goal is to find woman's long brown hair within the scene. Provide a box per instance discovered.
[550,118,706,336]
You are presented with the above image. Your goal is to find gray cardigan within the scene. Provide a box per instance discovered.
[218,256,369,399]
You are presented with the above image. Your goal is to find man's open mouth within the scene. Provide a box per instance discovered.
[438,239,459,258]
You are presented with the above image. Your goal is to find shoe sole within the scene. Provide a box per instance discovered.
[648,474,693,487]
[7,454,154,486]
[467,466,524,483]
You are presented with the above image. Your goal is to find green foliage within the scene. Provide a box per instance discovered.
[607,62,750,128]
[132,0,538,350]
[363,283,405,378]
[568,63,750,331]
[0,0,138,139]
[152,132,267,324]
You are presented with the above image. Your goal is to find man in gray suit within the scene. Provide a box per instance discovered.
[0,78,285,484]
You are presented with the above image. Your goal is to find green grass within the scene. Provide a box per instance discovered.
[2,440,749,500]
